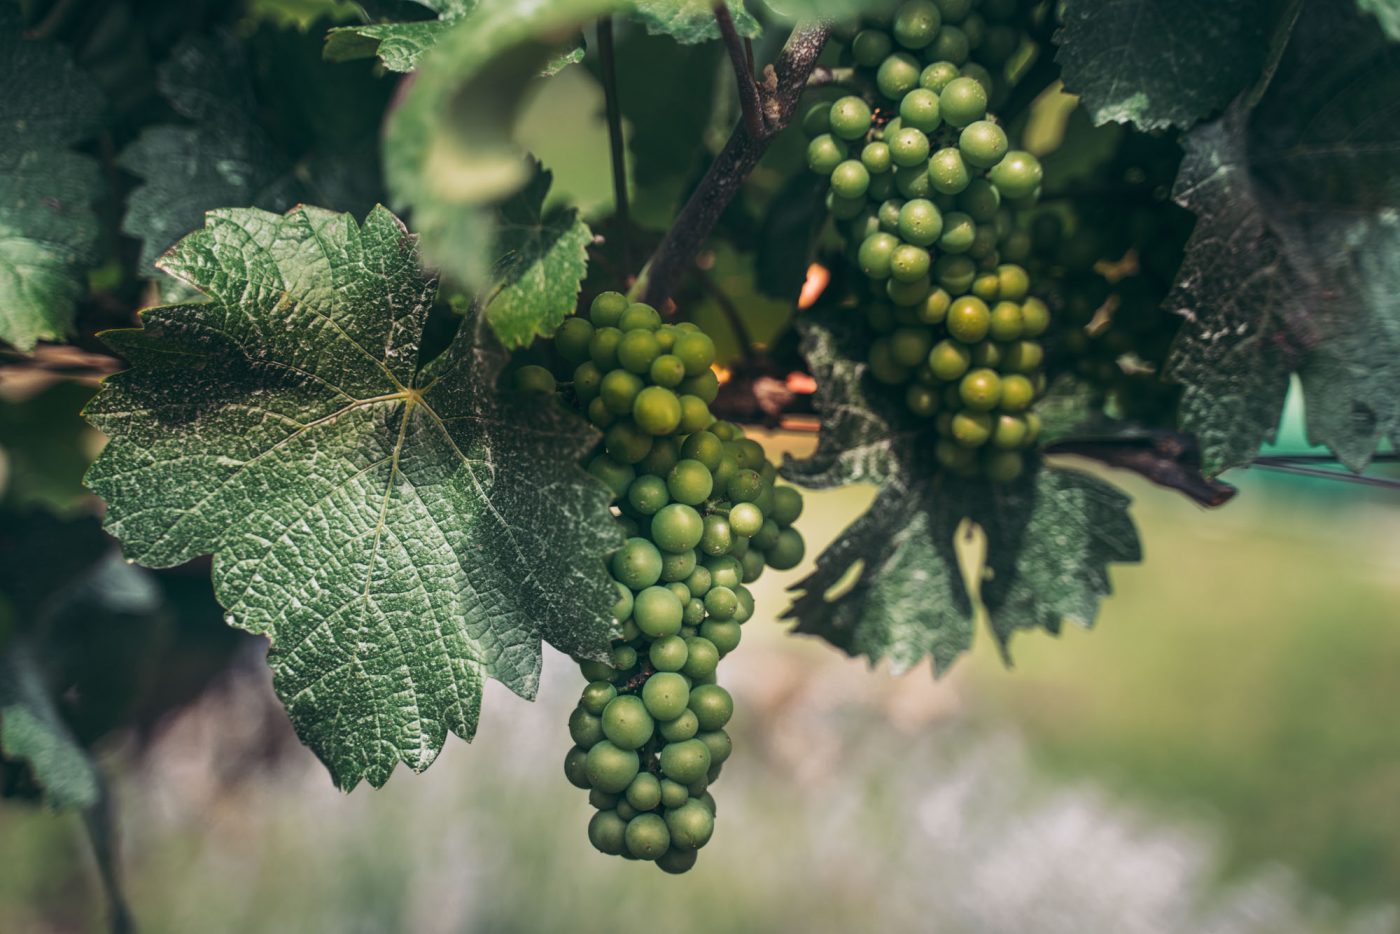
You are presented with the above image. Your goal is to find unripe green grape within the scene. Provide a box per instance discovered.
[634,585,684,638]
[512,364,556,394]
[660,738,711,784]
[860,141,893,175]
[897,198,944,246]
[999,373,1036,412]
[928,147,971,194]
[633,386,682,435]
[1002,340,1044,373]
[969,340,1002,368]
[660,779,690,809]
[733,438,766,471]
[877,198,905,233]
[585,740,640,792]
[985,449,1025,483]
[680,370,719,405]
[894,164,935,200]
[700,514,733,557]
[770,486,804,527]
[587,397,615,429]
[857,232,900,280]
[936,0,973,20]
[605,420,653,465]
[951,409,993,447]
[889,244,932,283]
[852,28,894,66]
[625,772,662,812]
[617,330,661,374]
[939,77,987,127]
[611,577,634,622]
[590,290,629,327]
[702,585,738,621]
[660,548,697,583]
[918,287,952,324]
[937,211,977,253]
[726,468,763,504]
[683,597,706,626]
[588,809,628,854]
[907,383,939,416]
[666,799,716,850]
[639,436,680,476]
[697,729,733,768]
[959,177,1001,221]
[667,459,714,506]
[573,361,603,403]
[751,481,775,518]
[627,474,669,516]
[1020,296,1050,336]
[991,413,1030,449]
[683,565,713,598]
[619,303,662,332]
[611,537,662,589]
[600,368,642,415]
[807,133,847,175]
[829,192,867,220]
[589,326,623,370]
[831,160,871,199]
[987,300,1023,341]
[681,636,720,678]
[959,367,1001,411]
[877,51,922,99]
[927,24,969,64]
[660,708,700,743]
[578,658,618,682]
[765,528,806,570]
[728,502,764,537]
[935,254,977,293]
[569,707,605,749]
[888,275,934,308]
[891,327,934,369]
[829,95,873,140]
[987,151,1043,199]
[920,60,960,92]
[657,847,699,874]
[971,272,1000,302]
[899,88,942,132]
[734,586,755,623]
[643,672,691,721]
[580,681,617,715]
[674,332,716,377]
[680,432,722,472]
[588,786,618,809]
[888,128,931,168]
[801,101,832,137]
[625,813,670,860]
[705,556,742,591]
[997,264,1030,301]
[602,694,654,749]
[701,619,742,655]
[688,684,734,731]
[651,503,704,553]
[649,635,688,673]
[961,10,985,45]
[946,296,991,342]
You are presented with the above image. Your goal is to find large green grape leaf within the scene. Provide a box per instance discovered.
[1165,0,1400,474]
[120,33,385,273]
[782,308,1142,673]
[325,0,475,72]
[483,167,592,347]
[84,205,622,789]
[0,9,104,351]
[626,1,758,44]
[1055,0,1292,130]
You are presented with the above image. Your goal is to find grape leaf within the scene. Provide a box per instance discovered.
[483,167,592,347]
[120,33,384,273]
[1358,0,1400,41]
[1165,0,1400,474]
[626,1,759,44]
[84,205,622,788]
[324,0,476,72]
[0,643,99,810]
[0,9,104,351]
[1055,0,1287,130]
[384,0,615,292]
[783,307,1142,673]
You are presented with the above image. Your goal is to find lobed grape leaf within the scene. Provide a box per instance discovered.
[783,308,1142,674]
[120,33,385,273]
[84,205,622,788]
[1055,0,1290,131]
[482,166,592,347]
[1165,0,1400,474]
[384,0,615,293]
[0,9,104,351]
[626,1,759,44]
[325,0,476,72]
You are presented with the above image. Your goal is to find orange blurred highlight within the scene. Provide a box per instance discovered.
[786,372,817,394]
[712,363,732,385]
[798,263,829,310]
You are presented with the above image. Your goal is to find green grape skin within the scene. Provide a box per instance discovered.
[589,326,624,370]
[951,409,993,447]
[860,141,893,174]
[610,644,638,671]
[889,244,932,283]
[991,413,1030,449]
[946,296,991,342]
[958,178,1000,222]
[891,326,934,369]
[612,578,634,622]
[894,164,935,200]
[565,746,593,788]
[605,420,653,464]
[667,459,714,505]
[920,60,960,92]
[999,374,1035,412]
[831,160,871,199]
[589,788,619,811]
[683,565,713,598]
[968,340,1002,368]
[681,636,721,678]
[801,101,831,137]
[674,332,717,377]
[877,52,922,99]
[703,586,739,620]
[858,232,900,279]
[726,469,763,504]
[852,28,894,67]
[958,368,1002,411]
[888,128,932,168]
[611,537,662,590]
[660,738,712,784]
[619,303,662,332]
[634,585,684,638]
[829,192,867,220]
[987,151,1043,199]
[988,301,1023,341]
[733,586,755,623]
[681,370,719,404]
[616,802,638,821]
[877,198,905,232]
[639,436,680,477]
[616,330,661,375]
[893,0,942,48]
[683,597,706,626]
[918,287,952,325]
[770,487,804,526]
[937,211,976,253]
[728,502,764,537]
[649,353,686,388]
[733,438,766,471]
[807,134,847,175]
[764,528,806,570]
[937,0,973,21]
[665,800,716,850]
[680,431,723,471]
[643,671,691,721]
[556,316,595,364]
[590,291,629,327]
[660,779,690,810]
[1021,297,1050,336]
[651,503,704,553]
[688,684,733,731]
[585,740,641,793]
[512,364,555,394]
[997,264,1030,301]
[625,813,671,860]
[899,88,942,132]
[970,272,1000,302]
[659,708,700,742]
[907,383,939,416]
[829,95,873,140]
[601,695,655,750]
[939,77,987,127]
[697,730,733,767]
[627,474,670,516]
[985,449,1025,483]
[580,681,617,716]
[569,707,605,749]
[573,361,603,403]
[626,772,663,811]
[633,386,682,435]
[897,199,944,246]
[650,635,689,672]
[657,847,699,875]
[934,254,977,293]
[700,514,733,557]
[928,147,971,195]
[587,397,615,429]
[750,519,780,553]
[927,24,969,65]
[660,548,697,583]
[1002,340,1044,373]
[578,658,618,683]
[588,809,628,855]
[700,619,742,655]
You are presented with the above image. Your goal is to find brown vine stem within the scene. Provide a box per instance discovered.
[596,15,632,277]
[715,4,765,141]
[638,22,830,309]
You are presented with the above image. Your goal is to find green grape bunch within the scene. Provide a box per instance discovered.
[805,0,1050,482]
[514,292,807,873]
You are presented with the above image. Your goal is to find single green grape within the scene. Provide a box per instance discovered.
[602,695,654,750]
[590,291,629,327]
[589,326,623,370]
[611,537,662,590]
[667,459,714,506]
[700,619,741,655]
[600,368,643,415]
[634,386,682,435]
[697,729,732,768]
[700,514,732,557]
[1021,296,1050,336]
[617,330,661,374]
[889,244,932,283]
[657,847,699,874]
[897,198,944,246]
[569,707,605,749]
[958,368,1001,411]
[907,383,939,416]
[939,77,987,127]
[861,141,893,175]
[680,370,720,405]
[688,684,733,731]
[650,635,689,672]
[951,409,993,447]
[644,672,691,722]
[985,449,1025,483]
[651,503,704,553]
[1002,340,1043,373]
[681,636,720,678]
[573,361,603,403]
[626,772,663,811]
[899,88,942,132]
[928,147,971,195]
[918,287,952,325]
[588,809,628,855]
[893,0,942,48]
[585,740,640,793]
[665,799,716,850]
[987,300,1023,341]
[920,60,960,92]
[987,150,1043,199]
[660,738,711,784]
[934,254,977,293]
[674,332,717,377]
[801,101,831,137]
[580,681,617,716]
[858,232,900,279]
[958,177,1001,222]
[927,24,969,64]
[634,585,684,638]
[888,127,932,168]
[605,420,653,465]
[999,373,1035,412]
[729,502,764,538]
[625,813,671,860]
[807,134,847,175]
[946,295,991,342]
[829,95,873,140]
[764,528,805,570]
[877,51,922,99]
[831,159,871,199]
[895,164,935,200]
[619,303,662,332]
[997,264,1030,301]
[852,28,894,67]
[938,211,977,253]
[660,708,700,742]
[991,413,1029,449]
[627,474,670,516]
[770,487,803,526]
